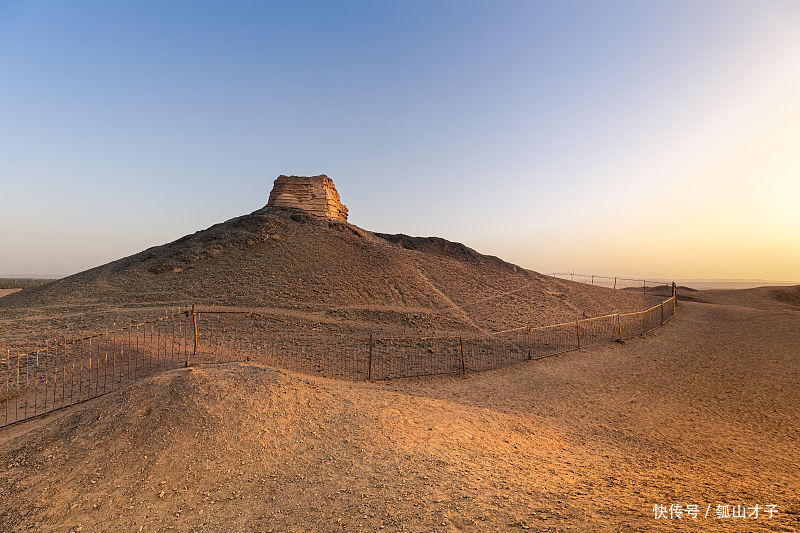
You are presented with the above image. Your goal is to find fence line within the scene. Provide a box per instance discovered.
[1,308,193,428]
[0,283,678,428]
[552,271,673,293]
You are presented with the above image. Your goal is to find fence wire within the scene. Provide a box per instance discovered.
[1,309,193,428]
[552,272,673,293]
[1,285,677,428]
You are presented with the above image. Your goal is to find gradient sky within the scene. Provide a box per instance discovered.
[1,0,798,281]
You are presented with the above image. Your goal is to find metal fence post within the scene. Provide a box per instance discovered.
[189,304,198,367]
[526,327,531,360]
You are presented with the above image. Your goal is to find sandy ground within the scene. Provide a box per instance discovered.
[679,285,800,311]
[0,289,22,299]
[0,292,798,532]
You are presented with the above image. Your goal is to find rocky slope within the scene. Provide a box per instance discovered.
[0,206,658,348]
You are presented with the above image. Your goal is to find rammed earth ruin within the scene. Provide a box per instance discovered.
[266,174,349,223]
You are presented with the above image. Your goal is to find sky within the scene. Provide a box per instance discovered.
[1,0,798,281]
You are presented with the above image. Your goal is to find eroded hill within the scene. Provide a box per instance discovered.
[0,207,657,349]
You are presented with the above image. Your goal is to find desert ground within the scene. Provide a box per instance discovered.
[0,287,797,532]
[0,289,22,299]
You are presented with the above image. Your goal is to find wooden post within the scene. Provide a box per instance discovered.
[591,275,594,285]
[459,336,466,373]
[189,304,198,367]
[616,313,622,340]
[642,279,646,294]
[575,320,581,349]
[367,333,373,381]
[672,282,677,314]
[613,276,617,290]
[660,302,664,325]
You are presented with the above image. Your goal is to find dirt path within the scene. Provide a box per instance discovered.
[0,299,798,532]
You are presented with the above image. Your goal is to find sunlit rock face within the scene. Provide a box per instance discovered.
[267,174,348,222]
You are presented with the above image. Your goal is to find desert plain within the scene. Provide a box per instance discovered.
[0,205,797,532]
[0,288,798,531]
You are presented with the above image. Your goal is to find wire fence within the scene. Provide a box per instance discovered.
[1,309,193,428]
[1,283,677,428]
[552,272,673,293]
[189,307,370,380]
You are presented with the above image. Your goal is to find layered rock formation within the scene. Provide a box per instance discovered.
[266,174,348,222]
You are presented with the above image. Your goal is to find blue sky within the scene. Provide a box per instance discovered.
[1,1,798,280]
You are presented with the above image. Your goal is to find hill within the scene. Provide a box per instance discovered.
[0,206,657,349]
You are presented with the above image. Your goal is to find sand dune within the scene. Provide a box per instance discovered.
[686,285,800,310]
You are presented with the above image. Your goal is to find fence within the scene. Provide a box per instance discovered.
[1,310,193,428]
[0,284,677,428]
[552,272,673,293]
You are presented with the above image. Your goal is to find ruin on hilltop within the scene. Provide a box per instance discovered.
[266,174,348,222]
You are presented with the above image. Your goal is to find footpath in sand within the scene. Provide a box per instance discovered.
[0,289,21,299]
[0,292,798,532]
